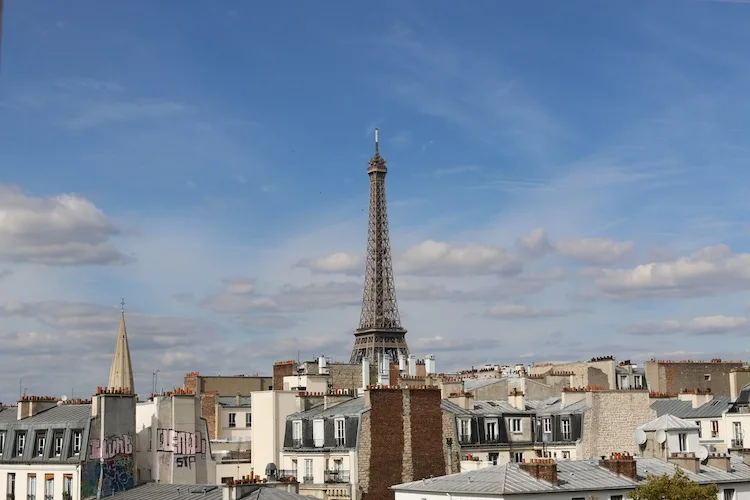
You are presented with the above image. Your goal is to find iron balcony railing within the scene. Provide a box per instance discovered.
[291,438,303,447]
[324,470,350,483]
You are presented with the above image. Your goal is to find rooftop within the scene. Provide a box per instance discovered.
[651,397,732,419]
[218,396,252,408]
[393,456,750,495]
[91,483,315,500]
[639,414,698,432]
[0,404,91,429]
[288,397,365,420]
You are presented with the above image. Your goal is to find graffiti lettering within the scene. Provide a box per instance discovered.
[82,456,135,498]
[176,455,196,469]
[156,429,207,455]
[90,435,134,460]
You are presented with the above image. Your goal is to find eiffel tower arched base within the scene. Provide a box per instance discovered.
[349,328,410,365]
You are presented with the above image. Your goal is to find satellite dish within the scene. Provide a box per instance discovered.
[656,430,667,444]
[635,428,647,445]
[60,395,68,401]
[698,446,709,462]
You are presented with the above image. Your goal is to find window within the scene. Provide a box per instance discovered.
[634,375,642,388]
[0,431,4,456]
[510,418,522,433]
[63,475,72,498]
[35,433,46,457]
[485,419,498,441]
[610,496,623,500]
[459,419,471,442]
[712,420,720,437]
[313,420,324,448]
[695,422,702,438]
[704,374,711,381]
[724,488,736,500]
[678,432,687,452]
[245,413,252,427]
[7,473,15,498]
[291,459,298,478]
[618,375,628,389]
[335,418,346,446]
[292,420,302,446]
[561,419,571,440]
[489,452,499,465]
[54,433,63,457]
[72,431,82,455]
[304,459,313,482]
[542,418,551,434]
[44,475,53,500]
[513,452,523,463]
[27,474,36,500]
[228,413,236,428]
[16,432,26,456]
[562,451,570,459]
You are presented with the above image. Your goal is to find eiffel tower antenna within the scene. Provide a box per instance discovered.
[349,128,410,364]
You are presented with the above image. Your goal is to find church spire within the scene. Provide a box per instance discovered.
[108,298,134,393]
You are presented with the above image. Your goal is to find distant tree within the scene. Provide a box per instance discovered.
[630,468,718,500]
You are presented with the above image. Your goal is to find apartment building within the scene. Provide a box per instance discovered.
[529,356,618,390]
[644,358,744,397]
[651,390,732,452]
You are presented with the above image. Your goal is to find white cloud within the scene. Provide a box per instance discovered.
[434,165,481,177]
[516,228,553,259]
[0,185,132,266]
[398,239,522,277]
[296,252,364,275]
[555,237,634,265]
[623,315,749,336]
[596,244,750,300]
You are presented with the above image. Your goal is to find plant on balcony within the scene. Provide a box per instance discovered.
[62,492,72,500]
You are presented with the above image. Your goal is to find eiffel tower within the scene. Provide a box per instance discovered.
[349,129,410,364]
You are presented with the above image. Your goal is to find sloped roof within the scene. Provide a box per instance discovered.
[0,404,91,428]
[287,397,365,420]
[463,378,504,391]
[84,483,316,500]
[651,397,732,419]
[639,414,698,432]
[392,456,750,495]
[442,399,531,416]
[219,396,252,408]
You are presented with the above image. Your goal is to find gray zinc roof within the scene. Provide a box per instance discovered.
[639,414,698,432]
[442,399,531,416]
[463,378,504,391]
[0,404,91,429]
[288,397,365,420]
[0,408,16,424]
[219,396,252,408]
[651,397,731,419]
[392,456,750,496]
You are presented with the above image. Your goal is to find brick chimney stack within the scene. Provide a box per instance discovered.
[599,452,638,480]
[520,459,558,484]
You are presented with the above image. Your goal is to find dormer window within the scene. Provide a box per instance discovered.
[458,419,471,443]
[561,419,571,440]
[292,420,302,447]
[35,432,46,457]
[543,418,552,434]
[53,432,63,457]
[16,432,26,456]
[72,431,82,455]
[313,420,324,448]
[334,418,346,447]
[678,432,687,452]
[0,431,5,456]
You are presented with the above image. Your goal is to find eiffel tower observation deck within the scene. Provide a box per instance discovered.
[349,129,410,365]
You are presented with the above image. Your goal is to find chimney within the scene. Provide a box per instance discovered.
[377,354,389,385]
[447,392,474,410]
[17,396,58,420]
[318,356,328,375]
[408,355,417,376]
[425,354,436,375]
[667,452,700,473]
[362,358,370,389]
[560,389,587,408]
[508,389,526,411]
[678,389,713,408]
[599,452,638,480]
[706,453,732,472]
[398,354,406,372]
[520,459,557,484]
[235,394,241,406]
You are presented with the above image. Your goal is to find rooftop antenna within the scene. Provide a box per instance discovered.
[374,127,379,153]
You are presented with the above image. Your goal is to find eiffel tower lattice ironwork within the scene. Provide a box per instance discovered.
[350,129,410,364]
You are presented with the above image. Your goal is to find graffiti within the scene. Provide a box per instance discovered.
[82,455,135,498]
[156,428,207,456]
[176,455,196,469]
[89,435,134,460]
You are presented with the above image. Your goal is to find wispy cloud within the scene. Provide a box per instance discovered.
[434,165,480,177]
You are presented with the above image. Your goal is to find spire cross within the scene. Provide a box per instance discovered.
[120,298,125,313]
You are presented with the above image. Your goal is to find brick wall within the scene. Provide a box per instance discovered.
[200,391,218,439]
[645,361,744,397]
[363,389,404,500]
[184,374,198,395]
[408,389,446,481]
[359,388,450,500]
[273,362,295,390]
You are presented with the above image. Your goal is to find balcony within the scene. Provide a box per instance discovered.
[302,475,314,483]
[732,439,744,448]
[277,470,297,480]
[324,470,350,483]
[291,438,303,447]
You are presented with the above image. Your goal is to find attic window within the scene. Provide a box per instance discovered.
[705,374,711,381]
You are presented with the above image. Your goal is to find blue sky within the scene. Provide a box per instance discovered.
[2,0,750,402]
